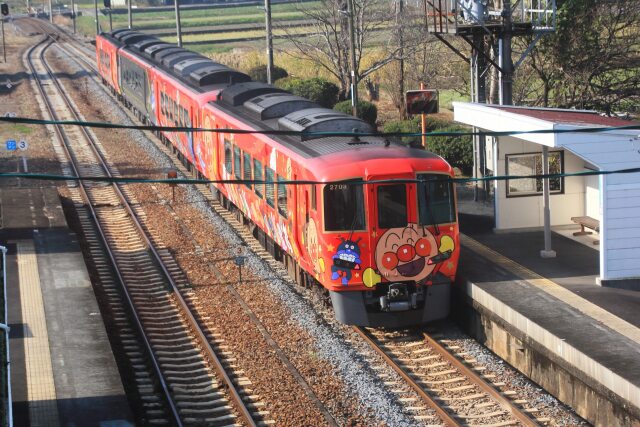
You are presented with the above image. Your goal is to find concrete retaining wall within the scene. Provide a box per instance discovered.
[454,285,640,426]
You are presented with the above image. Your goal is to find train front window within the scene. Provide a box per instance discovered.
[324,181,365,232]
[418,174,455,225]
[377,184,407,229]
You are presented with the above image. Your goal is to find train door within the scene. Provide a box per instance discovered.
[370,177,419,279]
[291,172,303,258]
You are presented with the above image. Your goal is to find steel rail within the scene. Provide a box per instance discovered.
[421,331,539,427]
[49,28,336,426]
[352,326,460,426]
[30,34,256,427]
[38,31,258,427]
[26,36,184,427]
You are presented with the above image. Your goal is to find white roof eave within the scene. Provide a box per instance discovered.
[453,102,558,147]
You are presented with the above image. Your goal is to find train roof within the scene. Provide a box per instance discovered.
[98,31,451,165]
[100,31,250,91]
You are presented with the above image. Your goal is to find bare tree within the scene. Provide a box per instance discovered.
[280,0,429,100]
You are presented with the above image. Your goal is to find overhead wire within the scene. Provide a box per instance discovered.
[1,115,639,186]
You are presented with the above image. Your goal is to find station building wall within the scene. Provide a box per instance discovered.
[494,136,587,230]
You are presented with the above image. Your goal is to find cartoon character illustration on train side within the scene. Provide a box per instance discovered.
[303,218,325,279]
[331,237,362,285]
[363,223,455,288]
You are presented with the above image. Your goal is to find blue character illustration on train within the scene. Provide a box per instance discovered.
[331,237,362,285]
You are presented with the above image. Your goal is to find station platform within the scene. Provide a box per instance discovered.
[456,211,640,426]
[1,187,134,427]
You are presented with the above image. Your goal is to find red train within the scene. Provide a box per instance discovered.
[96,29,460,327]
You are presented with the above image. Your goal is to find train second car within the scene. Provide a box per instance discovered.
[95,30,460,327]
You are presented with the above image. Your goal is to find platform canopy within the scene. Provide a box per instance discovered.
[453,102,640,286]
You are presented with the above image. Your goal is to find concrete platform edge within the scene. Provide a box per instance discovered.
[456,278,640,427]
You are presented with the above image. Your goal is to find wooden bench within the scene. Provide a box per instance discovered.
[571,216,600,245]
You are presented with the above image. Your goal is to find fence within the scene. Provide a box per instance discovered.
[0,245,11,427]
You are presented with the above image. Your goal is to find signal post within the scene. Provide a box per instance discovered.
[0,3,8,63]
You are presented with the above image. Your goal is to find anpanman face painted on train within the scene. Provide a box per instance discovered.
[375,223,438,282]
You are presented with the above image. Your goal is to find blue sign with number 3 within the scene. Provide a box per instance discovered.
[6,140,16,151]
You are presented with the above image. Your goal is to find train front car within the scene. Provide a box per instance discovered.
[313,146,459,328]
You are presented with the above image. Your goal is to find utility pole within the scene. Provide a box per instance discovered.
[500,0,513,105]
[71,0,76,33]
[174,0,182,47]
[264,0,274,84]
[94,0,99,34]
[128,0,132,29]
[396,0,405,119]
[1,17,5,63]
[48,0,52,22]
[108,7,112,31]
[346,0,358,117]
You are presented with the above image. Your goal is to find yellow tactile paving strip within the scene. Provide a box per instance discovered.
[462,233,640,346]
[17,240,61,427]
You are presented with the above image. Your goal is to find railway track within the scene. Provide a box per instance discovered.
[25,33,266,427]
[26,19,340,425]
[354,327,548,426]
[24,19,568,425]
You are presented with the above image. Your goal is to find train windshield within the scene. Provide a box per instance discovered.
[324,180,366,231]
[377,184,408,229]
[418,174,456,225]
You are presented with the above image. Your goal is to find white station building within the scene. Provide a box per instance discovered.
[453,102,640,288]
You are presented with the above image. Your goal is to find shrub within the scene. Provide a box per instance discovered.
[382,118,472,174]
[333,100,378,127]
[383,118,421,145]
[247,64,289,83]
[427,125,473,175]
[275,77,339,108]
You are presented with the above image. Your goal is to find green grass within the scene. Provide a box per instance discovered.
[12,124,34,135]
[439,89,469,110]
[105,9,312,30]
[161,24,311,43]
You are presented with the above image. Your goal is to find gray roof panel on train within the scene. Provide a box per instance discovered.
[244,93,319,120]
[219,82,289,107]
[187,64,251,87]
[131,37,162,52]
[278,108,374,141]
[143,43,176,58]
[111,29,134,40]
[161,52,203,68]
[119,32,149,45]
[174,58,215,77]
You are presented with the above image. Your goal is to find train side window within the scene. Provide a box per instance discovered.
[161,93,165,115]
[224,140,232,174]
[324,181,365,231]
[265,167,275,208]
[377,184,407,229]
[243,152,252,189]
[253,159,263,198]
[311,185,317,211]
[277,175,287,218]
[233,146,241,180]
